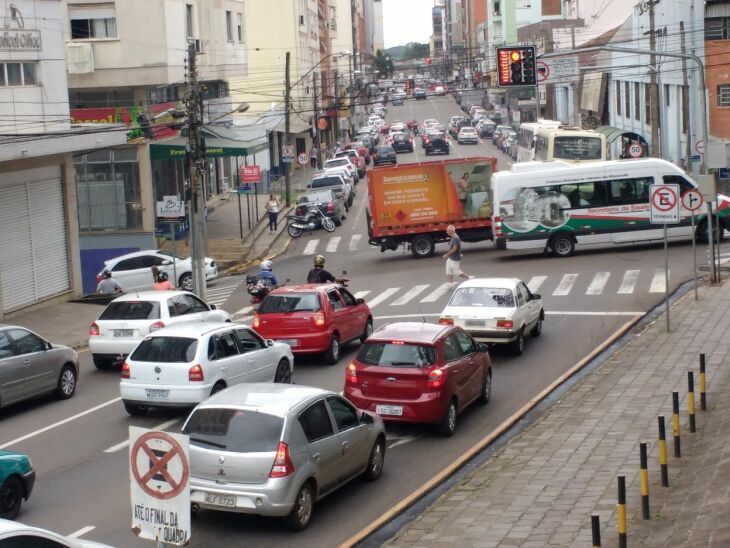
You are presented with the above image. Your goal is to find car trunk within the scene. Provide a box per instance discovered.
[96,319,156,339]
[256,293,324,338]
[190,448,277,485]
[127,360,192,385]
[358,365,431,400]
[443,305,514,330]
[126,336,199,384]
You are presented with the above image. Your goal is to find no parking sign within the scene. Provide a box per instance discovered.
[649,184,679,224]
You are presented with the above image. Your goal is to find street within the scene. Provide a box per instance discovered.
[0,94,711,547]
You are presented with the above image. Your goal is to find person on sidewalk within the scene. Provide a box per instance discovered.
[310,145,319,169]
[153,272,175,291]
[97,270,124,295]
[265,193,282,232]
[443,225,473,284]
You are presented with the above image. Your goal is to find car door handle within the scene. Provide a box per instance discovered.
[312,453,321,462]
[453,368,460,373]
[23,359,30,365]
[341,441,349,452]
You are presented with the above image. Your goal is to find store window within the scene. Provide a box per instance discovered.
[75,147,143,231]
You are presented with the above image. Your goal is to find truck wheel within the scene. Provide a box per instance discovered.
[411,235,435,258]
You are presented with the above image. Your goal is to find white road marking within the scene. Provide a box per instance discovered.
[390,284,430,306]
[420,283,453,303]
[527,276,547,292]
[302,239,319,255]
[69,526,96,538]
[649,268,667,293]
[586,272,610,295]
[618,270,640,294]
[0,398,122,450]
[233,306,253,318]
[387,435,419,449]
[353,290,371,299]
[349,234,362,251]
[367,287,401,308]
[103,418,181,453]
[553,273,578,296]
[372,311,643,321]
[326,237,341,252]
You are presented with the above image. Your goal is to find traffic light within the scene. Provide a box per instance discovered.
[496,46,537,87]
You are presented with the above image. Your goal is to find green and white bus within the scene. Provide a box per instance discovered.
[492,159,730,257]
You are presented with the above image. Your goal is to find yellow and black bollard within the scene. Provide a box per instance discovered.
[617,475,627,548]
[699,353,707,411]
[672,392,681,458]
[658,415,669,487]
[591,513,602,547]
[688,371,696,433]
[639,442,650,519]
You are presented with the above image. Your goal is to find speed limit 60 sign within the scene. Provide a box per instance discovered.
[650,184,680,224]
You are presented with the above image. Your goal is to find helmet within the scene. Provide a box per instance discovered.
[313,255,326,267]
[156,272,168,282]
[102,269,112,279]
[336,141,341,147]
[260,260,273,271]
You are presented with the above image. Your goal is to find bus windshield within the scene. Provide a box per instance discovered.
[553,136,603,160]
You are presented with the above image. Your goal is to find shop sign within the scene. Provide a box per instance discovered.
[71,102,179,141]
[0,6,41,51]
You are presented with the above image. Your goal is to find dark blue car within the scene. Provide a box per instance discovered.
[373,145,397,166]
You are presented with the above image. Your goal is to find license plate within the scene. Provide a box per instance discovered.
[376,404,403,416]
[145,389,169,400]
[465,320,486,328]
[278,339,299,347]
[115,329,134,337]
[204,492,236,507]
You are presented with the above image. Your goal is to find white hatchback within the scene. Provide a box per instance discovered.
[120,323,294,415]
[439,278,544,356]
[89,291,231,369]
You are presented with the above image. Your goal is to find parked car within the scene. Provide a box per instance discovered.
[392,96,404,106]
[476,119,497,138]
[120,323,294,415]
[89,291,231,370]
[350,141,371,164]
[457,126,479,144]
[434,85,446,95]
[439,278,544,356]
[296,189,347,226]
[390,132,414,153]
[335,149,365,178]
[498,130,517,152]
[253,284,372,364]
[492,125,513,146]
[414,88,427,100]
[372,145,397,166]
[449,118,472,138]
[344,322,492,436]
[0,452,35,519]
[308,172,353,208]
[0,519,113,546]
[424,131,450,155]
[323,157,358,183]
[0,326,79,409]
[97,250,218,293]
[183,384,386,530]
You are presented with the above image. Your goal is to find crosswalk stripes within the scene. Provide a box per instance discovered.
[618,270,640,294]
[390,284,430,306]
[353,290,371,300]
[205,277,244,306]
[586,272,610,295]
[349,235,362,251]
[367,287,401,308]
[302,240,319,255]
[326,237,341,252]
[298,234,366,255]
[420,283,453,303]
[553,274,578,296]
[649,268,667,293]
[527,276,547,293]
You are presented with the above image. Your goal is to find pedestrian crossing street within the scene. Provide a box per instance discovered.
[206,276,245,308]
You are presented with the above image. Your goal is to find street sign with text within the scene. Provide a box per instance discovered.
[241,165,261,183]
[650,184,680,224]
[282,145,294,162]
[156,196,185,219]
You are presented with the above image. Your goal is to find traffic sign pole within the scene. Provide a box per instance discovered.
[691,212,697,300]
[682,189,703,301]
[664,223,670,333]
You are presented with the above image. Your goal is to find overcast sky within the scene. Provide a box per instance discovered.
[381,0,638,49]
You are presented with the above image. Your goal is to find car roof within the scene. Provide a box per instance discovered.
[106,290,195,303]
[198,383,335,417]
[268,283,341,294]
[369,322,451,344]
[104,249,168,264]
[137,321,236,339]
[455,277,522,290]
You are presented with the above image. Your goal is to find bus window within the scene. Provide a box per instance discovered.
[662,175,694,194]
[609,177,653,205]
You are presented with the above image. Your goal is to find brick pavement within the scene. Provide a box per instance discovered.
[383,280,730,547]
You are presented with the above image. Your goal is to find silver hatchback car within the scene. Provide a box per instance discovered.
[182,383,386,530]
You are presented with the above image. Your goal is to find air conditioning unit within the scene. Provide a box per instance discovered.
[299,15,304,25]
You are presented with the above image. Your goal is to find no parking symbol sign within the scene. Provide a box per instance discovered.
[649,184,680,224]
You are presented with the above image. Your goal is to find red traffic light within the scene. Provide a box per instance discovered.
[496,46,537,87]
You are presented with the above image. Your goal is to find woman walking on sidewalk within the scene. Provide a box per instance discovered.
[265,193,282,232]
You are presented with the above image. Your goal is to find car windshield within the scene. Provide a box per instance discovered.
[184,408,283,453]
[258,293,321,313]
[448,287,516,307]
[99,301,160,320]
[130,337,198,363]
[310,177,342,189]
[357,342,437,368]
[461,128,476,133]
[326,159,348,168]
[375,146,394,153]
[299,191,333,204]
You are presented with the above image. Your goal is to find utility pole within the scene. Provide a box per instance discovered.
[313,73,320,168]
[284,51,292,207]
[647,0,661,157]
[679,21,691,167]
[334,69,340,143]
[185,40,207,300]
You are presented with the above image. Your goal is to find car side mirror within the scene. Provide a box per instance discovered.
[46,341,53,351]
[531,294,541,300]
[356,298,365,305]
[161,260,171,266]
[210,304,217,310]
[360,411,374,424]
[478,343,489,353]
[266,339,275,347]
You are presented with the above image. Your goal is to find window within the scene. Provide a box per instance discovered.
[0,331,15,359]
[634,82,640,120]
[340,289,357,306]
[168,295,191,317]
[184,408,284,453]
[186,4,194,38]
[561,182,605,208]
[8,329,45,355]
[665,84,670,107]
[616,81,621,116]
[100,301,160,320]
[131,337,198,363]
[608,177,653,205]
[0,62,37,86]
[356,342,436,367]
[705,17,730,40]
[327,290,343,310]
[298,400,334,442]
[0,536,67,548]
[453,330,475,355]
[624,82,630,118]
[645,84,651,124]
[225,11,233,41]
[327,397,360,431]
[448,287,515,307]
[233,328,264,352]
[214,333,240,359]
[258,293,321,313]
[663,175,694,194]
[443,334,462,362]
[75,148,142,231]
[236,13,243,41]
[69,5,117,39]
[182,294,210,313]
[681,86,688,134]
[718,85,730,107]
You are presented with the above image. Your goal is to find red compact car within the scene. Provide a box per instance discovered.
[344,322,492,436]
[253,284,373,364]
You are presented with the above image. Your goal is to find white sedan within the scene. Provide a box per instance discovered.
[96,250,218,293]
[439,278,544,355]
[120,323,294,415]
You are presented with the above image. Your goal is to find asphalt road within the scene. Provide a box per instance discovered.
[0,94,710,547]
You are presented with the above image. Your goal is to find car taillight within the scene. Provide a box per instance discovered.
[493,216,503,237]
[497,319,514,329]
[252,313,261,329]
[269,442,295,478]
[313,312,325,326]
[89,322,100,336]
[438,317,454,325]
[188,364,204,382]
[427,368,446,389]
[346,363,358,384]
[149,321,165,333]
[327,202,335,213]
[121,361,130,379]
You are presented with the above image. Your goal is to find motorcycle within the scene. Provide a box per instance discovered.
[286,205,336,238]
[246,275,290,305]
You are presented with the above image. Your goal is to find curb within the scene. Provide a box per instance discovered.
[222,216,293,277]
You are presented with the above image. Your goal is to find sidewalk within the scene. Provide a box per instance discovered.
[381,280,730,547]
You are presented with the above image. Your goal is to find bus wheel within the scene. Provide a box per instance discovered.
[550,234,575,258]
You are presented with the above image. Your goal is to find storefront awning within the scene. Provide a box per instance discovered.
[150,129,268,160]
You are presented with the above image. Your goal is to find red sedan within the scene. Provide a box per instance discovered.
[253,284,373,364]
[344,322,492,436]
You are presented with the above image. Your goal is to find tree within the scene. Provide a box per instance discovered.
[373,49,394,78]
[401,42,430,61]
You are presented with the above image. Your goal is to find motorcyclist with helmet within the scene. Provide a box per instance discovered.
[247,259,279,303]
[306,255,348,285]
[153,271,175,290]
[97,269,124,294]
[257,260,278,287]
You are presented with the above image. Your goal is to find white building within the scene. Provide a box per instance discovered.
[373,0,384,53]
